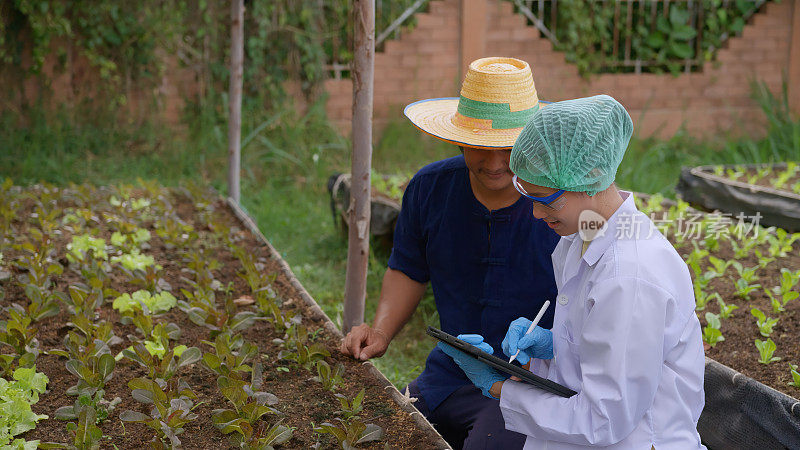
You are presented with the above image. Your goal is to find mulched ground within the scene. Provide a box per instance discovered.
[2,185,440,449]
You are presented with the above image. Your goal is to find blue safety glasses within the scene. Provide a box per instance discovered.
[512,175,567,210]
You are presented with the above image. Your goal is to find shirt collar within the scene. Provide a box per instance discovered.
[580,190,637,266]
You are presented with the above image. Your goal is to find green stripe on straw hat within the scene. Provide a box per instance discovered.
[404,57,548,150]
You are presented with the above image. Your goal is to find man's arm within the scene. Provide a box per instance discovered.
[340,267,427,360]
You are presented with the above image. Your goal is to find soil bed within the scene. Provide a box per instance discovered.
[634,195,800,400]
[1,184,440,449]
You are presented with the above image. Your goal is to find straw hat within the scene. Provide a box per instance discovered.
[404,57,546,150]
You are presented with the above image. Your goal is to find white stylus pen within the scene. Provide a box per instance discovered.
[508,300,551,364]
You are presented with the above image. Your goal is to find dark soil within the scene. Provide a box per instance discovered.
[1,186,439,449]
[666,217,800,399]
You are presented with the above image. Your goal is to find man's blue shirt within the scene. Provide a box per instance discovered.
[388,155,559,410]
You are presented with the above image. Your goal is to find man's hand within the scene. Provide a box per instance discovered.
[340,324,390,361]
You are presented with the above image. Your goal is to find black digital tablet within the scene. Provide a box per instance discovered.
[426,326,577,398]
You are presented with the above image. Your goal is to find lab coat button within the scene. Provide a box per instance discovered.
[557,294,568,305]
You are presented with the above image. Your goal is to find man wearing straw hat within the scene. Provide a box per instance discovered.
[341,57,558,448]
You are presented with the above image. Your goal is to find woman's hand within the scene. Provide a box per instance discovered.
[501,317,554,364]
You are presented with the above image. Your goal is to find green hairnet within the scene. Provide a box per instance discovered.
[509,94,633,196]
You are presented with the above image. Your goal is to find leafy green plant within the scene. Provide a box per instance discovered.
[753,250,775,270]
[788,364,800,388]
[695,290,720,311]
[751,308,778,337]
[41,403,103,450]
[313,360,345,391]
[110,228,151,252]
[683,242,708,278]
[53,389,121,425]
[119,377,199,449]
[155,216,197,250]
[755,338,781,364]
[66,234,108,263]
[112,290,177,315]
[777,268,800,296]
[211,359,292,449]
[716,296,738,319]
[730,261,759,283]
[730,238,758,259]
[734,278,761,300]
[279,325,330,370]
[0,366,49,448]
[705,256,731,279]
[63,351,116,397]
[766,229,800,258]
[766,290,785,314]
[120,341,200,383]
[702,312,724,348]
[773,162,798,189]
[0,306,41,376]
[313,389,384,449]
[202,333,259,381]
[111,249,157,272]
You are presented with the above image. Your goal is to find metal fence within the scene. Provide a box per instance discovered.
[325,0,770,78]
[512,0,768,74]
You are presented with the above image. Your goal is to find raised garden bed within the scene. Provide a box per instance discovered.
[0,180,448,449]
[634,193,800,448]
[677,162,800,232]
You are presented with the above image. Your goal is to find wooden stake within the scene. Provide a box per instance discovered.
[228,0,244,204]
[343,0,375,333]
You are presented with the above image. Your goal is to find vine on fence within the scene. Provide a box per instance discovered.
[516,0,765,76]
[0,0,421,109]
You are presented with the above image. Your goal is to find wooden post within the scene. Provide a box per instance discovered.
[227,0,244,204]
[343,0,375,333]
[789,0,800,115]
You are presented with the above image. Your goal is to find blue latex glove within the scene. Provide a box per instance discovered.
[501,317,554,365]
[437,334,505,399]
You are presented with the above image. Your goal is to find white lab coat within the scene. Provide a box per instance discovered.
[499,191,706,449]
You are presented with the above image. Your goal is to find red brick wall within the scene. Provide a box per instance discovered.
[324,0,795,139]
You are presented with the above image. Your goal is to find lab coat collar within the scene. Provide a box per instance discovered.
[580,191,637,266]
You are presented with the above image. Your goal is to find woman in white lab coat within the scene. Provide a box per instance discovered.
[438,95,706,449]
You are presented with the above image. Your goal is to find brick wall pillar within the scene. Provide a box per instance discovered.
[460,0,489,78]
[789,0,800,115]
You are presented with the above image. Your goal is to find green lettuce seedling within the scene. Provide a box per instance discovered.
[751,308,778,337]
[112,290,177,315]
[702,313,724,348]
[314,389,385,448]
[694,291,720,311]
[767,229,800,258]
[111,249,157,272]
[0,366,49,447]
[789,364,800,388]
[705,256,731,279]
[716,296,738,319]
[313,360,345,391]
[773,162,798,189]
[119,377,198,448]
[66,234,107,263]
[755,338,781,364]
[734,278,761,300]
[778,268,800,296]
